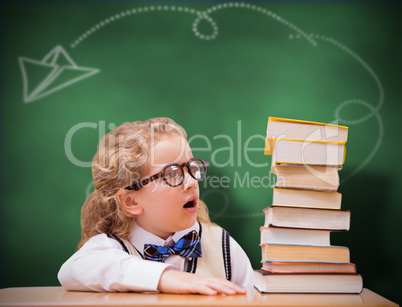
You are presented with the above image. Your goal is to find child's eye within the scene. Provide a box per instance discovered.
[165,166,181,178]
[190,165,200,174]
[166,170,176,178]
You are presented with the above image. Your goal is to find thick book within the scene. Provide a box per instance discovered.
[254,269,363,294]
[261,261,357,273]
[262,206,351,231]
[260,226,330,246]
[261,243,350,263]
[272,188,342,210]
[273,165,340,192]
[265,117,348,155]
[271,139,345,170]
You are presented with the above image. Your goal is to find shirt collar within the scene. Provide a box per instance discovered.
[130,221,200,255]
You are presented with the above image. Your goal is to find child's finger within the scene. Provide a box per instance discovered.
[205,278,245,295]
[215,278,247,293]
[194,284,218,296]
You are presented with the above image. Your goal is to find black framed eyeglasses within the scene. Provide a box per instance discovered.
[125,158,209,191]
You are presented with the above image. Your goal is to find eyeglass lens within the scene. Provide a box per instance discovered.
[189,159,206,179]
[164,165,182,186]
[163,159,206,187]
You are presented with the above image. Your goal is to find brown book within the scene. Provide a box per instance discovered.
[272,165,340,192]
[261,243,350,263]
[261,261,357,274]
[272,188,342,209]
[262,206,351,231]
[254,269,363,294]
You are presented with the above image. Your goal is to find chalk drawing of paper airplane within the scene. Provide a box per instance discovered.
[19,45,100,103]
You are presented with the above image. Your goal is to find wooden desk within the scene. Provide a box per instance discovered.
[0,287,398,307]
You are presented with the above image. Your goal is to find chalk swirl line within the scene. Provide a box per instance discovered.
[71,3,316,48]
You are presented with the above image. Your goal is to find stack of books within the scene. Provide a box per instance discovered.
[254,117,363,294]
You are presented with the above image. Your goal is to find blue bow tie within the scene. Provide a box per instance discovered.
[143,230,202,262]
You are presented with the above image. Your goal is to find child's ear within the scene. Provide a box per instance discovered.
[116,190,143,216]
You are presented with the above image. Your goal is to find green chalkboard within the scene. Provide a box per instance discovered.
[1,1,401,304]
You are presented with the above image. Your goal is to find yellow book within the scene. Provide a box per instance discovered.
[271,139,346,170]
[265,117,348,155]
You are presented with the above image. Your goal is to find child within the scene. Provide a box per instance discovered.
[58,117,255,295]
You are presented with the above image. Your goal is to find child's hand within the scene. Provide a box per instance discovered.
[158,269,247,295]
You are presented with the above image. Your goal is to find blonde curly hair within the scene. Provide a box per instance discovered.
[78,117,211,249]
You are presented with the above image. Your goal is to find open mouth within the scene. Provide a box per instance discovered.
[183,196,198,213]
[183,200,196,208]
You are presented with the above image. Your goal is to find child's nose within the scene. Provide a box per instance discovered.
[183,169,197,191]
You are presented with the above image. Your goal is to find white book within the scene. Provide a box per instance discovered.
[272,188,342,209]
[260,227,330,246]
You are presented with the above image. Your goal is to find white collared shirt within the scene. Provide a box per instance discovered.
[58,222,255,292]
